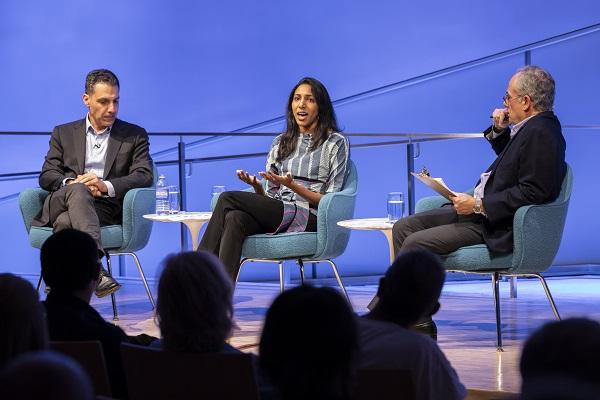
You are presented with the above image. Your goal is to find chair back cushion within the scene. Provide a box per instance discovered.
[50,341,112,397]
[120,343,259,400]
[509,163,573,273]
[313,159,358,259]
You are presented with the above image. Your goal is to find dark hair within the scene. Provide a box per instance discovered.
[156,251,233,352]
[40,229,101,293]
[276,77,340,162]
[0,274,48,369]
[85,69,120,95]
[260,285,357,400]
[0,351,93,400]
[378,250,445,326]
[520,318,600,390]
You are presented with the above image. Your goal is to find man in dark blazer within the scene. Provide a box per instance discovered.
[33,69,153,297]
[41,229,157,398]
[389,66,566,336]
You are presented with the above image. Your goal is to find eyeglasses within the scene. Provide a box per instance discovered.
[502,92,523,105]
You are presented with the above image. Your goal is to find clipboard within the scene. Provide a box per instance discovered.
[411,171,457,200]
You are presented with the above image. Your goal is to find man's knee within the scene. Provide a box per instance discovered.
[65,183,93,201]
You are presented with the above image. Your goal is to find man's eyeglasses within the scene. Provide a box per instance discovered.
[502,92,523,105]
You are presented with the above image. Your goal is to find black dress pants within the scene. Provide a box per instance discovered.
[392,204,486,259]
[199,191,317,280]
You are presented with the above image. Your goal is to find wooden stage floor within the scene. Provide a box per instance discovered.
[76,275,600,394]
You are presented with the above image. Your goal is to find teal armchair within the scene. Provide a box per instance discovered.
[415,164,573,350]
[19,183,156,321]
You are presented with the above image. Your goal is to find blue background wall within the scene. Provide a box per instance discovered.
[1,1,599,280]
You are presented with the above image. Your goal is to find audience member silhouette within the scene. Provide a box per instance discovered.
[358,250,466,400]
[0,274,48,370]
[154,251,238,353]
[0,351,94,400]
[41,228,155,399]
[260,285,358,400]
[520,318,600,400]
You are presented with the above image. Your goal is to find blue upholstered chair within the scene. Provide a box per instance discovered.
[19,180,156,321]
[415,164,573,350]
[211,160,358,301]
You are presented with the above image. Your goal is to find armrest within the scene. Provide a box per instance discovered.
[121,188,156,252]
[415,195,448,214]
[19,188,49,233]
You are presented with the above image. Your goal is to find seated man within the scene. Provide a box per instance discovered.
[33,68,153,297]
[390,66,567,333]
[358,250,466,400]
[41,229,156,399]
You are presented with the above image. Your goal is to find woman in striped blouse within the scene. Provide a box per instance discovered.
[199,77,349,280]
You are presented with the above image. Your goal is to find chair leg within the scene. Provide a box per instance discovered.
[105,254,119,322]
[324,259,350,304]
[492,272,503,351]
[278,261,285,293]
[236,259,250,287]
[298,259,305,285]
[36,275,43,292]
[531,273,561,320]
[124,252,156,309]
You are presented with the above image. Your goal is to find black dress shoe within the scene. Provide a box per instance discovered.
[95,268,122,298]
[414,317,438,341]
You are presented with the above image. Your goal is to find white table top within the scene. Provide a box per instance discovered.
[337,217,396,231]
[143,211,212,222]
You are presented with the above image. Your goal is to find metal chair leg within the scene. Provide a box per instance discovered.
[278,261,285,293]
[492,272,503,351]
[532,273,561,320]
[124,252,155,309]
[298,259,305,285]
[36,275,43,292]
[105,253,119,322]
[324,259,350,304]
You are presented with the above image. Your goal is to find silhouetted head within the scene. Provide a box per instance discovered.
[156,251,233,352]
[0,274,48,369]
[376,250,445,327]
[41,229,101,294]
[520,318,600,397]
[260,285,357,400]
[0,351,93,400]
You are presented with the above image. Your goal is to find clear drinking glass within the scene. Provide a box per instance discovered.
[168,185,180,214]
[387,192,404,222]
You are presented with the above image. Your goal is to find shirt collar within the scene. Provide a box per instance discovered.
[510,114,535,139]
[86,114,112,136]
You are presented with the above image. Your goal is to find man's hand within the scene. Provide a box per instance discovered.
[259,171,293,187]
[74,172,108,197]
[492,108,510,130]
[451,193,476,215]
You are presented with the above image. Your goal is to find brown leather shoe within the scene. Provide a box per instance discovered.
[95,268,122,298]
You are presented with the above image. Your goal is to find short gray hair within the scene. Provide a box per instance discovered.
[514,66,555,112]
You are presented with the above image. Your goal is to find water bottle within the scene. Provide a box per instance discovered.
[156,174,170,215]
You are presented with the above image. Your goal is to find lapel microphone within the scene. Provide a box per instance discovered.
[94,142,101,149]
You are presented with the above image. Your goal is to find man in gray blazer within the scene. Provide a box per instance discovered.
[33,69,153,297]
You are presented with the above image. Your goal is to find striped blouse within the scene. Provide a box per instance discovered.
[265,131,349,233]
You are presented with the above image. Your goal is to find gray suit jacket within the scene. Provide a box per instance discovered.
[34,118,153,226]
